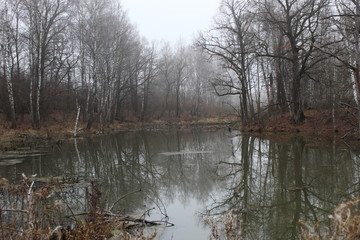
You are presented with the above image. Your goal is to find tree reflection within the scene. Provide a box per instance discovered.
[205,135,360,239]
[1,130,360,238]
[0,130,225,218]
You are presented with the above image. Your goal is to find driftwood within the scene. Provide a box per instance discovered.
[66,211,174,228]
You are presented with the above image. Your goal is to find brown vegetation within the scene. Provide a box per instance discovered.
[299,198,360,240]
[1,106,360,152]
[0,111,235,152]
[203,198,360,240]
[242,108,359,141]
[0,174,168,240]
[204,209,244,240]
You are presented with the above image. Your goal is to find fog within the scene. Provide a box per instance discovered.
[121,0,221,44]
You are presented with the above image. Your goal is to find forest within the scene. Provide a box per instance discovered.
[0,0,359,131]
[1,1,360,239]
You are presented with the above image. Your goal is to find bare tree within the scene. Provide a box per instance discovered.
[0,0,233,127]
[140,41,157,122]
[173,42,189,118]
[197,0,256,123]
[329,0,360,134]
[0,0,22,128]
[259,0,329,123]
[23,0,72,129]
[186,48,217,118]
[157,43,175,118]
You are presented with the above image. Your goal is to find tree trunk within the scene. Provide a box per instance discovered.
[7,76,17,129]
[29,73,35,128]
[2,54,17,129]
[355,1,360,136]
[240,80,249,123]
[353,69,360,136]
[87,60,97,130]
[74,106,81,137]
[141,81,149,122]
[291,75,305,124]
[275,63,288,112]
[291,48,305,124]
[35,73,41,129]
[176,85,180,118]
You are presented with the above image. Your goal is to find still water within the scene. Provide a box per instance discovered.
[0,129,360,239]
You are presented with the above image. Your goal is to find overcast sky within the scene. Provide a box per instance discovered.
[121,0,221,45]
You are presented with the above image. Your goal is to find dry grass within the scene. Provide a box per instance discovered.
[203,198,360,240]
[203,209,244,240]
[0,111,236,151]
[299,198,360,240]
[0,174,164,240]
[244,108,357,138]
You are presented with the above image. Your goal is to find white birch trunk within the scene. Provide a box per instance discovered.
[5,67,16,128]
[351,74,359,105]
[2,47,16,128]
[74,106,81,137]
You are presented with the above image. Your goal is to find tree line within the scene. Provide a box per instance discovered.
[0,0,228,130]
[1,0,359,130]
[198,0,359,127]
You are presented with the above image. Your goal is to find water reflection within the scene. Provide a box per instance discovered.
[208,135,360,240]
[0,130,360,239]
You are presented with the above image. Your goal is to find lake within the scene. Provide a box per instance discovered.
[0,129,359,239]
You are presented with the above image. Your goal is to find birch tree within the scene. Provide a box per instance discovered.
[0,0,22,128]
[187,49,214,118]
[330,0,360,134]
[23,0,72,129]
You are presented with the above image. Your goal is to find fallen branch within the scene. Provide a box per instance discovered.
[66,211,174,227]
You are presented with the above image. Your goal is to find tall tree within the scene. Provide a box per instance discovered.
[259,0,329,123]
[173,43,188,118]
[198,0,256,123]
[157,43,175,117]
[330,0,360,133]
[0,0,23,128]
[140,42,157,122]
[23,0,72,129]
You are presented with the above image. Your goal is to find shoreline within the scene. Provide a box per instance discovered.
[0,118,236,152]
[1,108,360,152]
